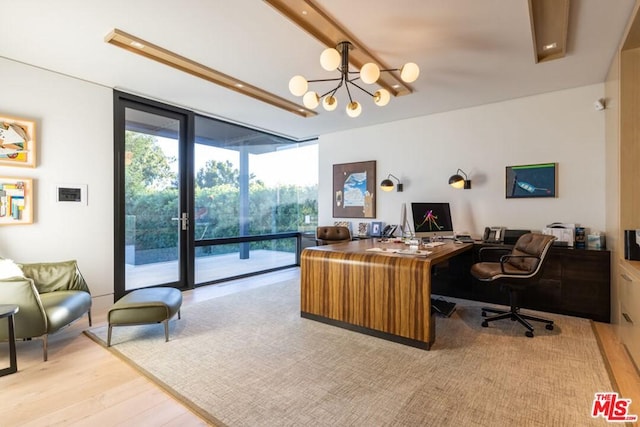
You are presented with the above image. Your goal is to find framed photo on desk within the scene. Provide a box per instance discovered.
[371,221,382,237]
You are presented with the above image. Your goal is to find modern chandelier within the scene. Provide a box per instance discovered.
[288,41,420,118]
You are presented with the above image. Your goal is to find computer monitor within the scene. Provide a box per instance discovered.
[410,202,455,239]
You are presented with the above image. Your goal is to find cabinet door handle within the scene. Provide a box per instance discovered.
[622,312,633,324]
[621,273,632,282]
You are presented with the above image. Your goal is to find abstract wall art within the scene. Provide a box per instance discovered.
[0,177,33,225]
[0,115,36,168]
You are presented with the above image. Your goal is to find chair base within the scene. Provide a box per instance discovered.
[481,306,554,337]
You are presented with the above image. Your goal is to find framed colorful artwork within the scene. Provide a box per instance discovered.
[332,160,376,218]
[0,177,33,225]
[0,115,37,168]
[506,163,557,199]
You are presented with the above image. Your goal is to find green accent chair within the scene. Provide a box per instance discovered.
[0,259,92,361]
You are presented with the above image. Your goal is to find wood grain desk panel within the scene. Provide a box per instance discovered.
[300,240,472,349]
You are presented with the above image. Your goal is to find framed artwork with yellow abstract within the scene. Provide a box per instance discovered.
[0,115,36,168]
[0,177,33,225]
[332,160,376,218]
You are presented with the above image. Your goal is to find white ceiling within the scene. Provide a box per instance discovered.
[0,0,635,140]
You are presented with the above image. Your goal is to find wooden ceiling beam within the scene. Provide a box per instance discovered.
[105,28,316,118]
[528,0,570,63]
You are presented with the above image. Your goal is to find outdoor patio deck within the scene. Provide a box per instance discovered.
[125,249,296,290]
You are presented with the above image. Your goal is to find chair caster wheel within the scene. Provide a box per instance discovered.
[546,324,554,330]
[481,320,488,327]
[526,331,534,338]
[481,311,487,317]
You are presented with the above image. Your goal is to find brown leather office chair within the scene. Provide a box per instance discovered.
[315,226,351,245]
[470,233,556,337]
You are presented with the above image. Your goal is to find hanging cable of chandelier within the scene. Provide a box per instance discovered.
[288,41,420,118]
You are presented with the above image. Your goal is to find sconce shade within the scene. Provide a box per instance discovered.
[380,174,403,192]
[448,169,471,189]
[381,179,394,191]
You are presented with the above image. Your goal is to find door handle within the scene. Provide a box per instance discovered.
[171,212,189,230]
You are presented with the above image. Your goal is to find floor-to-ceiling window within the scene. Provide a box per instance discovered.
[114,91,318,299]
[192,115,318,285]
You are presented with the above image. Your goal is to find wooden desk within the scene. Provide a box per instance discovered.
[300,240,472,349]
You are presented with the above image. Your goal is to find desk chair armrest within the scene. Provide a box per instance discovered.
[477,246,512,262]
[499,254,540,274]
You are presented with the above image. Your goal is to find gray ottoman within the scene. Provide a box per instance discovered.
[108,287,182,346]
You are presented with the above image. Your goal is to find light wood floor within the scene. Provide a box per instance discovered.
[1,268,638,427]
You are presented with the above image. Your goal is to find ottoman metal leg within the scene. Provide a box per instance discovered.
[108,324,113,347]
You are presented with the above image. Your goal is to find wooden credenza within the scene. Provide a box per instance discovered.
[300,240,473,350]
[431,244,611,322]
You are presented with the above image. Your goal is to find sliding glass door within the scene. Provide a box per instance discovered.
[114,92,192,299]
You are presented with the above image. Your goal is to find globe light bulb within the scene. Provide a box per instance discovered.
[374,89,391,107]
[346,101,362,118]
[303,91,320,109]
[288,75,308,96]
[400,62,420,83]
[322,95,338,111]
[320,48,341,71]
[360,63,380,84]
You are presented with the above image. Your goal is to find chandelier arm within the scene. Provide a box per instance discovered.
[344,79,357,103]
[306,77,343,83]
[378,68,400,73]
[320,80,343,98]
[347,80,376,97]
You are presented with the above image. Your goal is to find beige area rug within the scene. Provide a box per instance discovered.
[85,279,615,426]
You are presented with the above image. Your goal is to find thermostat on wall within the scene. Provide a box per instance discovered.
[56,184,87,205]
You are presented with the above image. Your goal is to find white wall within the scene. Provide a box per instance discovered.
[0,58,114,309]
[319,84,606,238]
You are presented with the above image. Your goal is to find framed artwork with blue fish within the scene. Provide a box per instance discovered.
[505,163,556,199]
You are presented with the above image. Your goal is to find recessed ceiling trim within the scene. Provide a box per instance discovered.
[104,28,316,118]
[264,0,414,97]
[528,0,570,63]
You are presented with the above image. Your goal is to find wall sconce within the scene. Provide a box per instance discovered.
[448,169,471,189]
[381,174,403,192]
